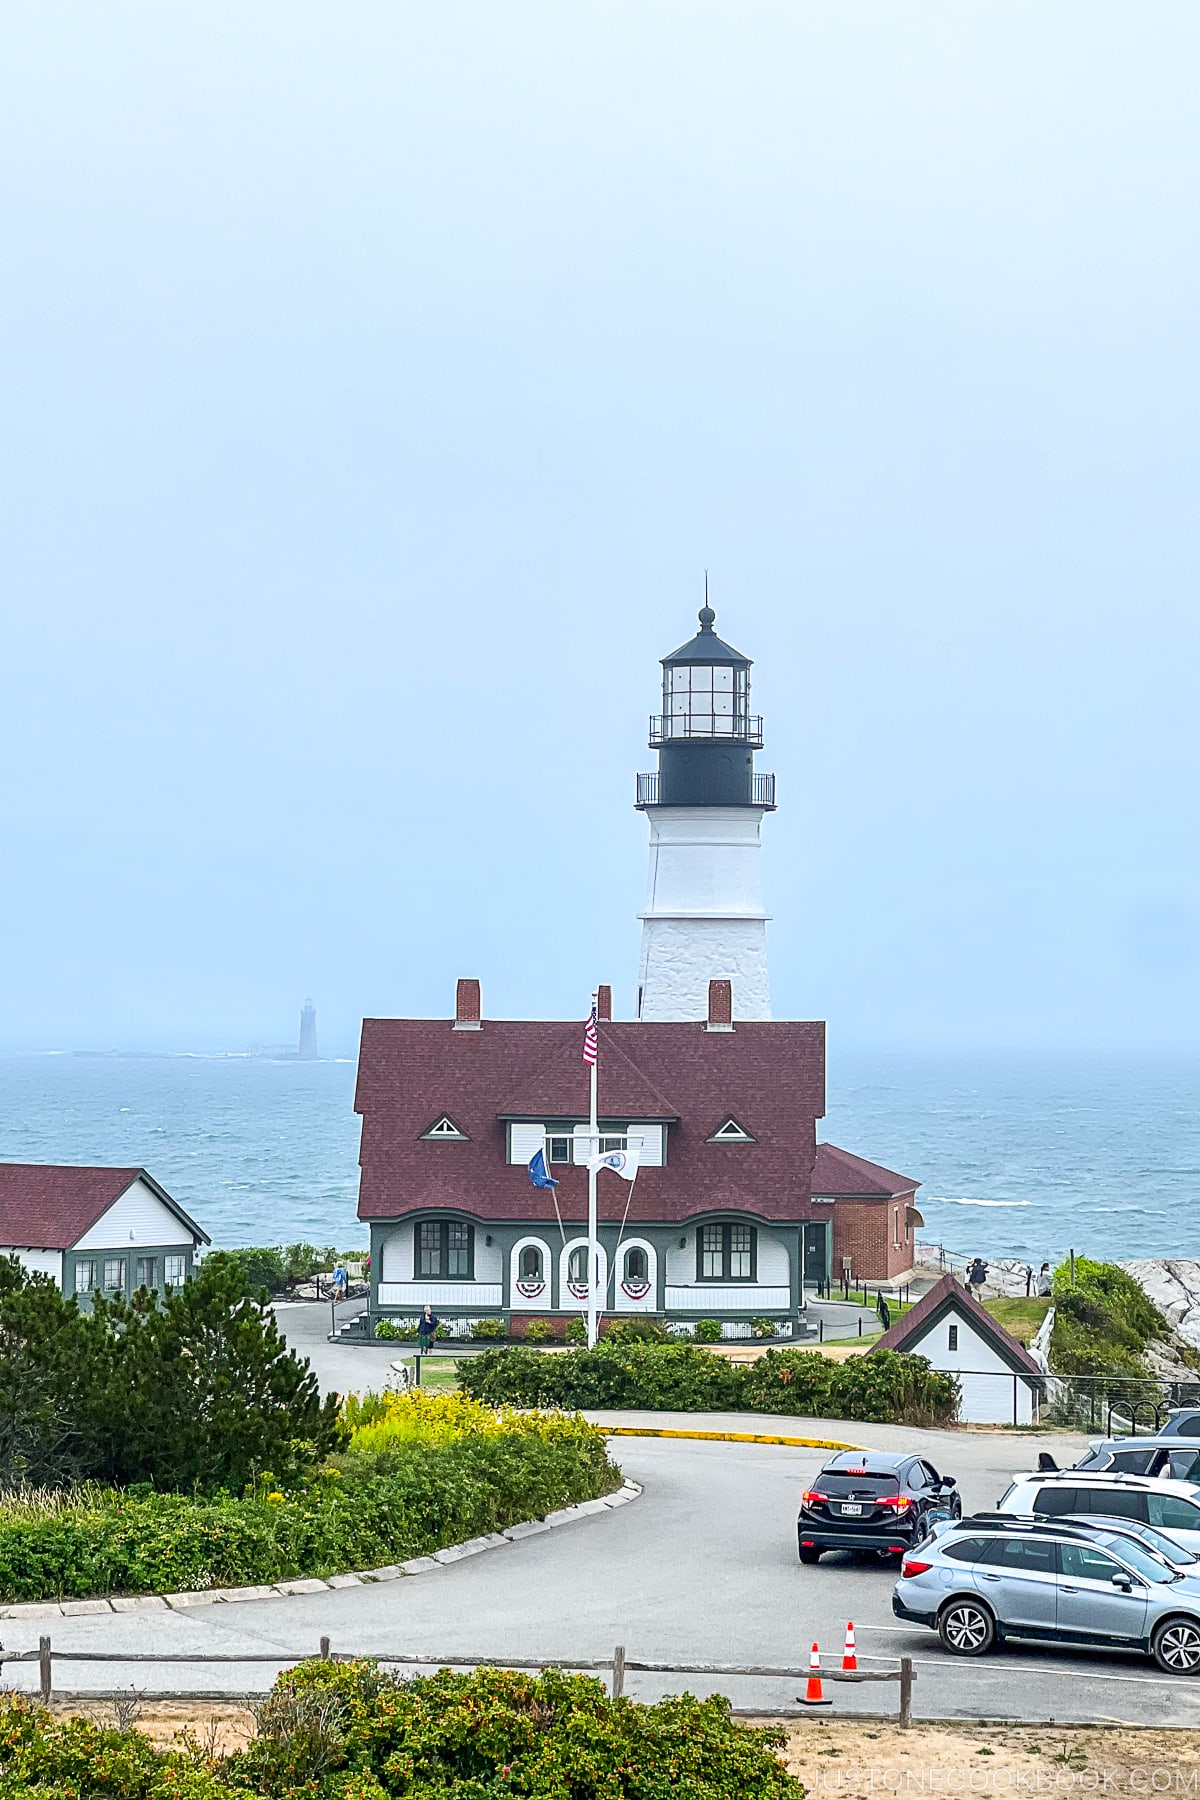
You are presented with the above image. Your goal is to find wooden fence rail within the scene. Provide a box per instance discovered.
[4,1637,916,1729]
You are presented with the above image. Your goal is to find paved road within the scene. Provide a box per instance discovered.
[5,1417,1200,1725]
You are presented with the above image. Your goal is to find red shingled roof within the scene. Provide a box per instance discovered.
[812,1142,919,1199]
[0,1163,209,1251]
[355,1014,826,1225]
[872,1271,1042,1377]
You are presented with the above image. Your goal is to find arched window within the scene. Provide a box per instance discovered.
[625,1246,648,1283]
[519,1244,543,1282]
[568,1245,589,1286]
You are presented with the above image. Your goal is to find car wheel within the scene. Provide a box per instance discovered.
[799,1546,821,1565]
[1152,1618,1200,1675]
[938,1599,994,1657]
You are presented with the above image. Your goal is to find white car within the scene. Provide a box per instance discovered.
[996,1470,1200,1555]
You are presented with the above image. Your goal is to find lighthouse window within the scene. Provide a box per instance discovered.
[664,664,746,738]
[417,1220,475,1280]
[698,1223,757,1282]
[625,1246,649,1283]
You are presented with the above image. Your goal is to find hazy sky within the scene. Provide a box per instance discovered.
[2,3,1199,1055]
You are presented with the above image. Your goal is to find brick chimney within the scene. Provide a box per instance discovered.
[595,985,613,1022]
[453,977,482,1030]
[704,977,734,1032]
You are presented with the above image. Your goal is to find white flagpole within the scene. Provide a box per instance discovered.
[587,996,599,1349]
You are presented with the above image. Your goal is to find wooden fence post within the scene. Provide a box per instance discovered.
[610,1645,626,1700]
[39,1636,52,1704]
[898,1656,913,1729]
[320,1636,332,1661]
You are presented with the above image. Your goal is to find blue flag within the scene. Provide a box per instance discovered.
[528,1148,559,1189]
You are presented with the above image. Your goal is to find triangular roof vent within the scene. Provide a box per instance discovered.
[421,1115,468,1141]
[708,1117,755,1143]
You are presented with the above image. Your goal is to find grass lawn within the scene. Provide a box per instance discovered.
[416,1354,462,1393]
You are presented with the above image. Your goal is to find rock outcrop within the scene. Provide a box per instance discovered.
[1122,1260,1200,1353]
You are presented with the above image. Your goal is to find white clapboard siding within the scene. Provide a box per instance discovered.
[0,1248,63,1284]
[664,1285,790,1312]
[508,1123,546,1165]
[73,1179,194,1251]
[378,1283,503,1308]
[629,1124,663,1166]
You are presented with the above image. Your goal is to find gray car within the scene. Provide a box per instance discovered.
[892,1516,1200,1673]
[1072,1438,1200,1482]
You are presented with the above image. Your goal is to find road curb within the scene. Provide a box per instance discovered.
[602,1426,863,1450]
[0,1481,642,1621]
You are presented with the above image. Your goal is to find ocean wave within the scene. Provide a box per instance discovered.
[927,1196,1032,1208]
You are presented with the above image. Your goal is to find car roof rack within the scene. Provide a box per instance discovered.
[952,1514,1121,1540]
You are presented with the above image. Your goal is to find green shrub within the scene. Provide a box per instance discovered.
[694,1318,723,1343]
[523,1318,556,1343]
[565,1316,588,1343]
[224,1246,287,1296]
[741,1349,837,1417]
[1050,1256,1172,1379]
[829,1349,958,1425]
[0,1411,621,1602]
[470,1317,507,1341]
[0,1664,804,1800]
[603,1316,672,1343]
[461,1341,744,1411]
[751,1317,778,1339]
[231,1662,802,1800]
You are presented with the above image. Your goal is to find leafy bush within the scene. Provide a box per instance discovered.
[461,1341,745,1411]
[0,1664,803,1800]
[470,1317,507,1340]
[372,1320,418,1342]
[0,1255,345,1493]
[523,1318,556,1343]
[1050,1256,1175,1379]
[461,1340,958,1425]
[565,1316,588,1343]
[751,1317,778,1339]
[233,1661,802,1800]
[225,1245,287,1296]
[0,1398,620,1601]
[740,1349,837,1416]
[694,1318,723,1343]
[603,1317,672,1343]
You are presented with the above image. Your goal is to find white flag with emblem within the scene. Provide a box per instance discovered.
[587,1145,640,1181]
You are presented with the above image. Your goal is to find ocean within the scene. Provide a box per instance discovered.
[0,1050,1196,1265]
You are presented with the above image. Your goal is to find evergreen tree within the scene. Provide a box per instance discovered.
[0,1256,91,1486]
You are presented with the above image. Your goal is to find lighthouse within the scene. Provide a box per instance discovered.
[635,599,776,1021]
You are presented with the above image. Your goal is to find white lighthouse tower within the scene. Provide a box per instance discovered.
[635,599,776,1021]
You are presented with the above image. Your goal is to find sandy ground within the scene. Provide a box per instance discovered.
[50,1700,1200,1794]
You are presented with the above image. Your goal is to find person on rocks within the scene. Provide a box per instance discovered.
[1036,1262,1053,1298]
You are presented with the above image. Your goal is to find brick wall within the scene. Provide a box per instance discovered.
[831,1199,916,1282]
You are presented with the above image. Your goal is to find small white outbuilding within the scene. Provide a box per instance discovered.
[0,1162,210,1305]
[870,1270,1045,1425]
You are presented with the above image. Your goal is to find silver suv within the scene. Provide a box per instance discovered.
[997,1470,1200,1552]
[1072,1438,1200,1483]
[893,1516,1200,1673]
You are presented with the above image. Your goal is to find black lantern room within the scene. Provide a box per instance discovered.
[637,602,776,809]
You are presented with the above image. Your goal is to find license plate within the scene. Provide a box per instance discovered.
[840,1503,862,1516]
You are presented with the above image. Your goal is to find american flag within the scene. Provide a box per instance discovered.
[583,1005,598,1066]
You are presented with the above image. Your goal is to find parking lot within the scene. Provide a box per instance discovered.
[5,1412,1200,1725]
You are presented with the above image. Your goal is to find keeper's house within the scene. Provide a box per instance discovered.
[0,1162,209,1305]
[356,975,836,1338]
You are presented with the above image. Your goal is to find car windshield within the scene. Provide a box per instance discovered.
[1095,1537,1180,1583]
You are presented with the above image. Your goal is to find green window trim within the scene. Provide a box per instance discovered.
[696,1222,757,1283]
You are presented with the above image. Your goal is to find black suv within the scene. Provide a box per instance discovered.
[798,1450,960,1563]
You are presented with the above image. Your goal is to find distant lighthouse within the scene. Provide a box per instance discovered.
[635,599,776,1021]
[298,997,318,1060]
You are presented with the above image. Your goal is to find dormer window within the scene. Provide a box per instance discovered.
[708,1118,755,1143]
[421,1115,468,1141]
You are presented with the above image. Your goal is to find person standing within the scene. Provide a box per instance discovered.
[1036,1262,1052,1298]
[418,1303,439,1351]
[1024,1264,1034,1297]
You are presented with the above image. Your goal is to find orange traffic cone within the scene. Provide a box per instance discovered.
[799,1641,832,1708]
[842,1621,858,1672]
